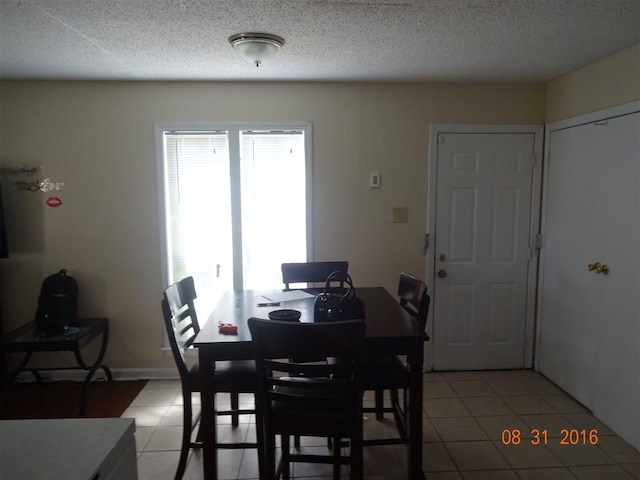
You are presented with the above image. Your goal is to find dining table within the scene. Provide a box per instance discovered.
[194,286,427,480]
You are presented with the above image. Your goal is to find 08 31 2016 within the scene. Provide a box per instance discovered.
[501,429,599,446]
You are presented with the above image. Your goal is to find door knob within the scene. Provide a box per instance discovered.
[437,269,447,278]
[587,262,610,274]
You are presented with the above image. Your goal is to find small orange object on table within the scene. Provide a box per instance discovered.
[217,321,237,335]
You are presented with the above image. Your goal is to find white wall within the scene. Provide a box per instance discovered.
[0,80,545,369]
[546,43,640,122]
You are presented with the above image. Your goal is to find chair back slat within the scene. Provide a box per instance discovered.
[162,276,201,376]
[281,261,349,289]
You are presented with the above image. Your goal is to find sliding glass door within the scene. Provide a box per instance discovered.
[158,124,311,319]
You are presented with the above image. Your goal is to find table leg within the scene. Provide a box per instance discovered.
[199,348,218,480]
[74,324,113,415]
[407,343,425,480]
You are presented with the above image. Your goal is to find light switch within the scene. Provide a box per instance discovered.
[392,207,408,223]
[370,172,381,188]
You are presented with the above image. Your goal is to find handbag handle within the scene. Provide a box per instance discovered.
[322,271,356,303]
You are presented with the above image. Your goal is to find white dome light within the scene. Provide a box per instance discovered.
[228,33,285,67]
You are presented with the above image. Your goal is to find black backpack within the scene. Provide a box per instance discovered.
[34,269,79,336]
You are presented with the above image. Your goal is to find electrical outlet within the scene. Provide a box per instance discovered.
[392,207,408,223]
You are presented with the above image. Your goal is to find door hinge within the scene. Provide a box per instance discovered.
[437,134,445,144]
[423,233,430,256]
[529,234,543,260]
[535,233,543,250]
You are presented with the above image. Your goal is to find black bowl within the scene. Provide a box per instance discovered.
[268,309,302,321]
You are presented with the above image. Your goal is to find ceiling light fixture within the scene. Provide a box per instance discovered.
[228,33,285,67]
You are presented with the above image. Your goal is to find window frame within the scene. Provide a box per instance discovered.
[154,122,314,292]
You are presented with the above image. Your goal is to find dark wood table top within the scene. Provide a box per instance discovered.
[195,287,427,357]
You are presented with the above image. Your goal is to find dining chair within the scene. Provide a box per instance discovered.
[281,260,349,449]
[162,276,258,480]
[248,317,366,480]
[281,261,349,289]
[360,272,430,440]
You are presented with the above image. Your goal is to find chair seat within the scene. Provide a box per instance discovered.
[189,360,257,392]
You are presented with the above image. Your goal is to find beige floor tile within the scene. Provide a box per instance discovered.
[145,425,184,451]
[520,377,567,396]
[145,379,182,389]
[424,372,447,382]
[461,470,519,479]
[542,394,589,414]
[563,413,615,436]
[424,381,458,398]
[134,426,156,452]
[596,436,640,464]
[424,398,472,418]
[137,451,181,480]
[461,396,514,416]
[445,440,511,471]
[449,380,496,397]
[362,416,397,443]
[422,441,457,472]
[479,370,541,382]
[476,415,534,441]
[361,444,404,476]
[431,417,489,442]
[182,451,206,480]
[570,464,634,479]
[621,463,640,479]
[546,442,616,466]
[519,414,576,437]
[421,473,463,480]
[488,380,536,396]
[217,423,250,445]
[422,418,442,442]
[501,395,557,415]
[121,405,170,427]
[441,371,487,381]
[514,467,577,479]
[159,404,188,426]
[236,448,261,479]
[130,387,179,407]
[199,447,244,480]
[495,441,563,469]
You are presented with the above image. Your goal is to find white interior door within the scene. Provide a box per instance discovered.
[538,108,640,450]
[432,132,537,370]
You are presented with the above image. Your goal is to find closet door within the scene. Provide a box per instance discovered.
[538,110,639,450]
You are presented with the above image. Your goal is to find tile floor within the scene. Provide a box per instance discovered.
[121,370,640,479]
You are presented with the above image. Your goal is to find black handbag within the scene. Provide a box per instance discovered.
[314,271,365,322]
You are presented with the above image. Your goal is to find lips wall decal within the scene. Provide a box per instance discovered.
[45,197,63,208]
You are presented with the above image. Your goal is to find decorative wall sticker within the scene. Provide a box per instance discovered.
[45,197,63,208]
[16,178,64,192]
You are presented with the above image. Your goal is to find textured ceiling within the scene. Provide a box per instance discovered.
[1,0,639,83]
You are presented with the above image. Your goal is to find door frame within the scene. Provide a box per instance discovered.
[426,124,544,371]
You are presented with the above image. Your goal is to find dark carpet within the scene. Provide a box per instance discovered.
[0,380,147,419]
